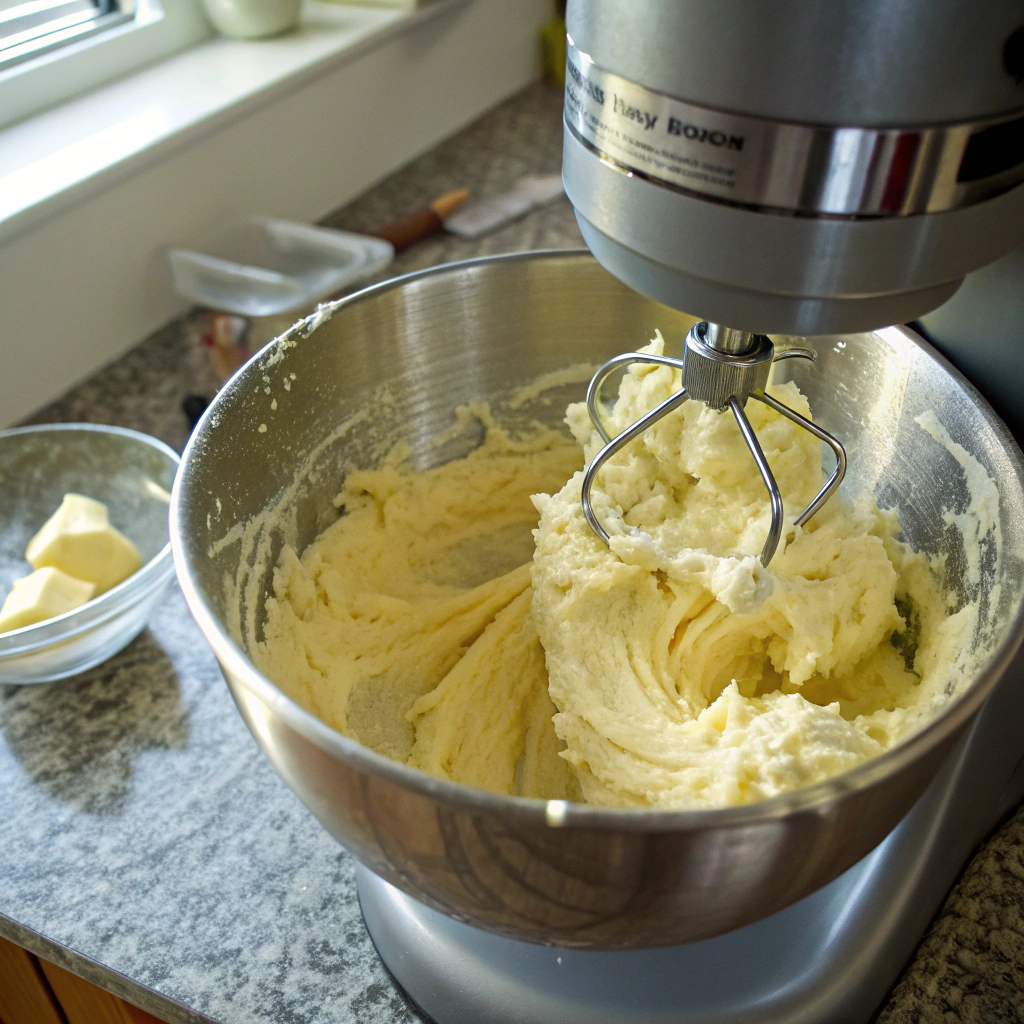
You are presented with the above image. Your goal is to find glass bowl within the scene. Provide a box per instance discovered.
[0,424,179,684]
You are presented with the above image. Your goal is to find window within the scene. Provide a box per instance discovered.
[1,0,135,71]
[0,0,211,130]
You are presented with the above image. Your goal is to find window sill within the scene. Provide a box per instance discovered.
[0,0,550,426]
[0,0,466,242]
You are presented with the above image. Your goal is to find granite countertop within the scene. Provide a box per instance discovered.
[3,82,1024,1024]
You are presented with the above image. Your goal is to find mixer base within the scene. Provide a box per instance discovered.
[357,653,1024,1024]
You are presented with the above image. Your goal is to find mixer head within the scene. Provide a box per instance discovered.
[562,0,1024,337]
[566,0,1024,564]
[581,323,846,567]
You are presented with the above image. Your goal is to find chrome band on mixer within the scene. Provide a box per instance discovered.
[565,38,1024,217]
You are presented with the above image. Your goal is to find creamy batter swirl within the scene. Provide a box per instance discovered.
[257,334,969,808]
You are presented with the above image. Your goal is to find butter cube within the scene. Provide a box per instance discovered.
[0,567,96,633]
[26,493,143,594]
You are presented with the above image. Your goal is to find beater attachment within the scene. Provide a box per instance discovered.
[581,323,847,568]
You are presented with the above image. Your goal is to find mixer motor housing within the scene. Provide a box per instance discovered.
[563,0,1024,336]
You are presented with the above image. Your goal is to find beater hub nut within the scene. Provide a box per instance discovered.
[682,324,774,409]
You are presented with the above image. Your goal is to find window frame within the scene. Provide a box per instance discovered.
[0,0,211,130]
[1,0,134,72]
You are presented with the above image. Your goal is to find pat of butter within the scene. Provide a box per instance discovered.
[0,567,96,632]
[26,493,143,595]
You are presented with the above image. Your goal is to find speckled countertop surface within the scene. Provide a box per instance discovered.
[3,82,1024,1024]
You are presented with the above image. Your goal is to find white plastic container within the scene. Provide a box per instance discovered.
[169,219,395,317]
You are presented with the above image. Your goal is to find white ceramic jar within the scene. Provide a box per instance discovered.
[200,0,301,39]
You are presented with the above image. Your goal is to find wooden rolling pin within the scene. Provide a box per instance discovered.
[367,189,470,252]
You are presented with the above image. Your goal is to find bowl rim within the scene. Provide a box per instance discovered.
[171,248,1024,834]
[0,421,180,658]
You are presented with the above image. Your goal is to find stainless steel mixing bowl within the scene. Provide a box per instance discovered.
[171,251,1024,948]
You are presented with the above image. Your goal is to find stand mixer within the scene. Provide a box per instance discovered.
[567,0,1024,568]
[170,4,1024,1022]
[363,2,1024,1020]
[563,0,1024,335]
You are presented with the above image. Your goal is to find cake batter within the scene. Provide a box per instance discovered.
[257,334,967,809]
[257,413,583,800]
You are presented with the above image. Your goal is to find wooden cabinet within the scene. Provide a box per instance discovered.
[0,935,165,1024]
